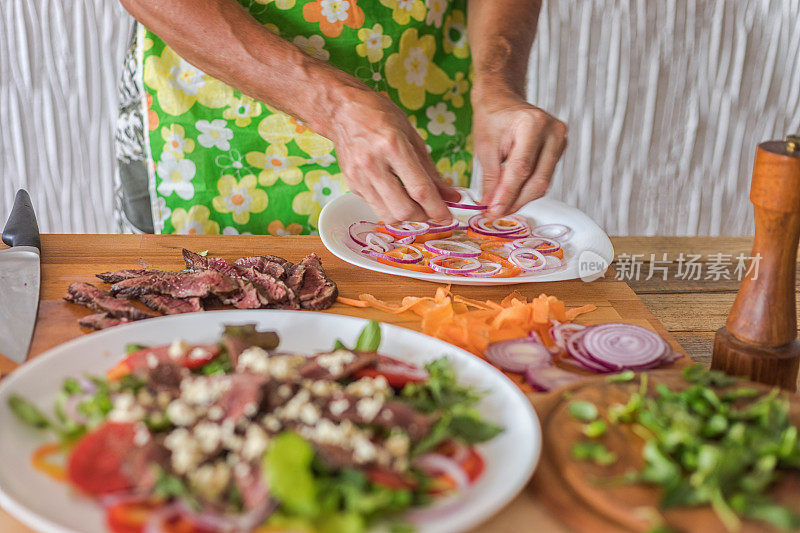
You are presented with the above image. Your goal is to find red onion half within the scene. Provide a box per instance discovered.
[429,255,481,274]
[580,324,668,370]
[485,338,552,373]
[424,239,481,258]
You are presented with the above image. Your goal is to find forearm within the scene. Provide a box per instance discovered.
[467,0,542,101]
[120,0,368,138]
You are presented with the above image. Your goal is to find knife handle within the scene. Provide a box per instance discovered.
[2,190,41,252]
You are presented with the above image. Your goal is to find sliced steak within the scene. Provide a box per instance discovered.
[96,269,186,284]
[126,440,171,494]
[183,249,293,307]
[232,463,270,511]
[145,361,186,394]
[286,253,338,310]
[299,351,378,381]
[109,270,239,299]
[137,294,203,315]
[234,255,292,280]
[65,282,157,320]
[215,374,270,422]
[78,313,129,330]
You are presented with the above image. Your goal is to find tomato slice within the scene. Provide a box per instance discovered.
[108,344,220,380]
[68,422,137,495]
[367,467,417,490]
[107,499,162,533]
[353,355,429,387]
[428,441,486,494]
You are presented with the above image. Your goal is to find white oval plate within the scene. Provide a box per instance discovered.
[319,193,614,284]
[0,311,540,533]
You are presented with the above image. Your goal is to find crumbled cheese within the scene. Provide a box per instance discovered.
[189,461,231,501]
[136,389,154,408]
[280,389,311,421]
[166,399,197,426]
[328,398,350,417]
[346,376,390,397]
[180,376,231,407]
[145,353,160,369]
[156,391,172,409]
[188,347,211,361]
[168,338,190,360]
[208,406,224,421]
[384,431,409,457]
[108,393,146,423]
[308,379,338,397]
[220,419,243,452]
[243,401,258,418]
[277,384,292,399]
[299,403,321,425]
[261,415,281,433]
[351,434,377,463]
[237,347,270,374]
[315,350,355,376]
[356,396,384,422]
[164,428,202,475]
[193,422,222,453]
[241,425,270,461]
[133,423,151,447]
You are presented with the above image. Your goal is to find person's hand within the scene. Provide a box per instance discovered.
[473,92,567,217]
[324,87,459,224]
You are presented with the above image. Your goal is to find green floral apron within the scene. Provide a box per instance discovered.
[138,0,473,236]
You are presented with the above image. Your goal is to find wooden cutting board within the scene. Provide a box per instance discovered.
[530,369,800,533]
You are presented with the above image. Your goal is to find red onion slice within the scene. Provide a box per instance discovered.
[384,221,430,236]
[566,328,614,372]
[525,365,584,392]
[395,235,416,245]
[508,248,546,271]
[427,220,460,233]
[363,245,424,264]
[550,322,587,350]
[429,255,482,274]
[469,214,525,236]
[349,221,391,247]
[364,233,394,253]
[512,237,560,255]
[465,261,503,278]
[532,224,572,240]
[424,239,481,258]
[580,324,668,370]
[414,453,471,488]
[485,338,553,373]
[445,187,489,211]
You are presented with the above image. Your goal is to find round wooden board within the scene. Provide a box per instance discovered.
[528,369,800,533]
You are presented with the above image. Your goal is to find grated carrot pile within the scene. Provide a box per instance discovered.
[336,287,596,356]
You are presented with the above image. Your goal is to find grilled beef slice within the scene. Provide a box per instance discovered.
[65,282,157,321]
[137,294,203,315]
[234,255,291,280]
[298,351,378,381]
[78,313,130,330]
[182,249,294,307]
[109,270,239,299]
[286,253,338,310]
[96,269,187,284]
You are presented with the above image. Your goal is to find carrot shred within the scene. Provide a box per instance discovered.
[338,286,597,357]
[32,442,67,482]
[336,296,369,308]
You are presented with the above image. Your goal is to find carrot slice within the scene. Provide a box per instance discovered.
[566,304,598,320]
[32,443,67,482]
[336,296,369,308]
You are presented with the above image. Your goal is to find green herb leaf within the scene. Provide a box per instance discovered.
[569,400,598,422]
[607,370,636,383]
[125,343,148,354]
[8,395,52,429]
[583,420,607,438]
[265,432,319,517]
[354,321,381,352]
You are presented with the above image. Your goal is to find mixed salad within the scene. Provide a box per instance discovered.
[8,321,502,533]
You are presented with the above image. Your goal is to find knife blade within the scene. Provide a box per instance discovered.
[0,190,41,363]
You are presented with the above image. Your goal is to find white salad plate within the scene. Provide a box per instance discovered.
[319,192,614,284]
[0,310,541,533]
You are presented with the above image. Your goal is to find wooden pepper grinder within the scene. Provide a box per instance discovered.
[711,135,800,391]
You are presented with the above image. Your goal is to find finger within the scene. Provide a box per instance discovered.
[475,141,502,206]
[392,141,453,224]
[487,126,545,217]
[344,172,394,223]
[508,131,567,213]
[371,167,428,223]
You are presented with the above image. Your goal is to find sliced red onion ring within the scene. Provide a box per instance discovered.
[508,248,546,271]
[395,235,416,245]
[512,237,560,255]
[429,255,481,274]
[566,328,613,372]
[427,220,460,233]
[525,365,584,392]
[550,322,587,351]
[445,188,489,211]
[485,338,553,373]
[349,221,392,247]
[543,255,564,270]
[465,261,502,278]
[384,221,430,236]
[469,214,526,236]
[424,239,481,258]
[580,324,668,370]
[364,233,394,253]
[532,223,572,240]
[363,245,424,264]
[414,453,470,488]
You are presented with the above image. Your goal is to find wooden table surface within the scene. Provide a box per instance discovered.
[0,234,773,533]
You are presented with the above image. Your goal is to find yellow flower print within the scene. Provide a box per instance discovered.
[436,157,468,187]
[443,71,469,108]
[292,170,348,228]
[257,111,334,157]
[409,115,428,141]
[143,47,232,116]
[443,10,469,59]
[255,0,295,8]
[212,174,268,225]
[268,220,304,235]
[385,29,452,110]
[160,124,195,159]
[356,24,392,63]
[222,95,262,128]
[246,144,306,186]
[465,132,473,155]
[380,0,426,25]
[171,205,220,235]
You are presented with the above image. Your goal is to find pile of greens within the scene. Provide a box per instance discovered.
[569,366,800,531]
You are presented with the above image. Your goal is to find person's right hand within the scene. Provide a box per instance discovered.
[324,88,459,224]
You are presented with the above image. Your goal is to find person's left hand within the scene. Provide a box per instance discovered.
[472,92,568,217]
